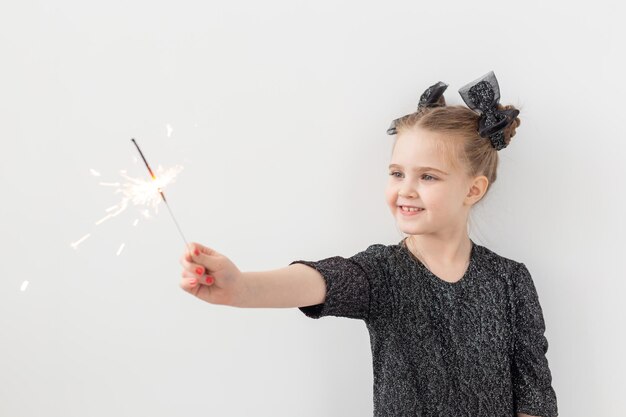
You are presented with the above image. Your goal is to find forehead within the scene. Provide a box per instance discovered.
[390,128,454,172]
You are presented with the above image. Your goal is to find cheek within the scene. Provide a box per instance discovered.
[384,186,396,204]
[429,189,462,212]
[423,190,449,210]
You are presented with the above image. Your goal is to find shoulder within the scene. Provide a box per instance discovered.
[363,242,390,255]
[360,240,414,264]
[348,242,407,274]
[351,242,393,265]
[353,242,395,258]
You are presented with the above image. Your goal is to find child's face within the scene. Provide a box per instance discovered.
[385,126,477,237]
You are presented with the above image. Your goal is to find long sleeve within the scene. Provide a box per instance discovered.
[289,243,387,322]
[511,262,558,417]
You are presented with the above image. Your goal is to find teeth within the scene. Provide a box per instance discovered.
[400,206,423,212]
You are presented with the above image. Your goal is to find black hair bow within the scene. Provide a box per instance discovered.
[458,70,519,151]
[386,81,448,135]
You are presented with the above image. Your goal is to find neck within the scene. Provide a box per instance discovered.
[406,234,473,266]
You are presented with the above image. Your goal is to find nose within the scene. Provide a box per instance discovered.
[399,185,417,198]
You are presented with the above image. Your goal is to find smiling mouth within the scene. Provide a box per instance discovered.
[399,206,425,212]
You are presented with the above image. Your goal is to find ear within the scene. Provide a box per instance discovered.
[466,175,489,205]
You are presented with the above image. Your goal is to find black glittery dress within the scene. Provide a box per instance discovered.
[289,238,558,417]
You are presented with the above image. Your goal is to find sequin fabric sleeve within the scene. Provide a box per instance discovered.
[288,244,387,321]
[511,263,559,417]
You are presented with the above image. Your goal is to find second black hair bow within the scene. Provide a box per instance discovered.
[458,70,519,150]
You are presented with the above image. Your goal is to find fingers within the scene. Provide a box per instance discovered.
[180,271,215,294]
[179,255,206,276]
[190,246,217,274]
[180,246,214,274]
[181,265,215,282]
[179,242,217,294]
[180,276,199,292]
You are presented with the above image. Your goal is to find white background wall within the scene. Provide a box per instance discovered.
[1,1,624,416]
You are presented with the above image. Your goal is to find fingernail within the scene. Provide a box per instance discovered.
[195,267,204,275]
[194,249,200,256]
[190,278,198,285]
[205,276,214,284]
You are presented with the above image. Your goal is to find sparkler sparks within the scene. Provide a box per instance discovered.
[71,138,189,256]
[92,165,184,227]
[70,233,91,249]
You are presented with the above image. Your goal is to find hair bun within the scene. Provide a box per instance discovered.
[497,104,521,143]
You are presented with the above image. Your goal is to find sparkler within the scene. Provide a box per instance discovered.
[130,138,192,256]
[70,139,187,256]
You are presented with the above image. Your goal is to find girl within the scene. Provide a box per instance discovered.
[178,71,558,417]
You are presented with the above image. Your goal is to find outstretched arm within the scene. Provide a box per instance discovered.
[179,242,326,309]
[237,264,326,308]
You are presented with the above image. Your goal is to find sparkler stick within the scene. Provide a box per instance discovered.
[131,138,192,257]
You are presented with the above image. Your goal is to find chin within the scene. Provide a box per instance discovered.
[398,224,423,233]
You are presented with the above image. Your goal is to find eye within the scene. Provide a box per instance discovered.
[388,171,437,181]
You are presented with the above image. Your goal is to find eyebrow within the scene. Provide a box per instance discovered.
[388,164,450,175]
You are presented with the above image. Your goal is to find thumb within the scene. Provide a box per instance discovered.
[187,242,220,268]
[189,242,219,257]
[184,242,211,261]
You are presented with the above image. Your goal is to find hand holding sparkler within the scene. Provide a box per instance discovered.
[132,139,246,306]
[179,242,246,306]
